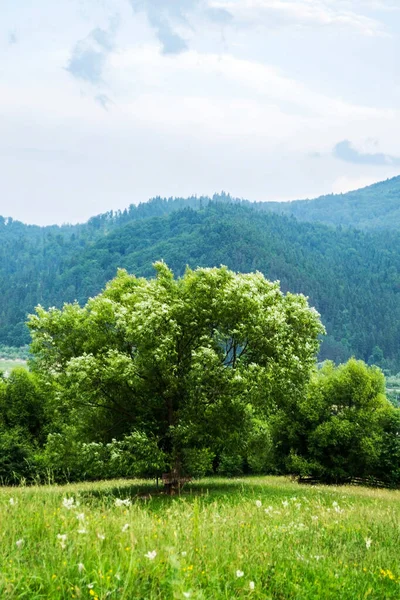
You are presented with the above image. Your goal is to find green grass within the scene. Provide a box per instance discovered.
[1,476,400,599]
[0,358,27,375]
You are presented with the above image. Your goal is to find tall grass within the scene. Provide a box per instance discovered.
[1,476,400,599]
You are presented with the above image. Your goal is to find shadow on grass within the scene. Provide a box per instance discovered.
[77,476,299,509]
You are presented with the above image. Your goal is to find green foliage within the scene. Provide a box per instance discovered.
[217,452,244,476]
[260,175,400,231]
[39,429,167,482]
[277,359,398,482]
[2,187,400,368]
[28,263,323,478]
[0,427,35,484]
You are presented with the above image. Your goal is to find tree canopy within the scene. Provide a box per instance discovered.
[28,263,324,479]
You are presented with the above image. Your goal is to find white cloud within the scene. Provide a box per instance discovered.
[211,0,388,36]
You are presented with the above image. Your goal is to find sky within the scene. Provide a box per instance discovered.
[1,0,400,225]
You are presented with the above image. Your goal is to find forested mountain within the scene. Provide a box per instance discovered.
[1,199,400,370]
[258,176,400,230]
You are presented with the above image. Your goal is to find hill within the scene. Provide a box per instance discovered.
[1,201,400,370]
[257,176,400,230]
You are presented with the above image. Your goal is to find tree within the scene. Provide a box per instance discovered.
[279,359,397,482]
[28,263,324,488]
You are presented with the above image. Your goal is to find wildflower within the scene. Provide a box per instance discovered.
[183,593,191,599]
[78,562,85,573]
[9,498,16,506]
[16,539,24,548]
[62,497,75,510]
[255,500,262,508]
[121,524,130,532]
[97,533,105,541]
[236,570,244,578]
[295,503,302,510]
[89,591,96,597]
[249,581,255,590]
[114,498,131,507]
[311,515,318,522]
[76,513,85,522]
[57,533,67,549]
[264,506,273,514]
[87,583,95,589]
[181,551,187,556]
[78,528,87,534]
[365,537,372,550]
[332,501,338,508]
[282,500,289,508]
[145,550,157,560]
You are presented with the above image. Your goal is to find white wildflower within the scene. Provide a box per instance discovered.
[311,515,319,522]
[122,523,130,532]
[365,537,372,549]
[183,593,192,599]
[78,528,88,534]
[78,562,85,573]
[16,539,24,548]
[57,533,67,549]
[9,498,16,506]
[282,500,289,508]
[97,533,105,541]
[181,551,187,556]
[62,497,75,510]
[332,501,338,508]
[296,503,302,510]
[87,583,95,589]
[249,581,255,590]
[145,550,157,560]
[255,500,262,508]
[76,512,85,522]
[236,570,244,578]
[115,498,131,508]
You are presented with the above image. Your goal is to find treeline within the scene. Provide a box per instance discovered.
[0,264,399,487]
[1,199,400,369]
[0,357,398,486]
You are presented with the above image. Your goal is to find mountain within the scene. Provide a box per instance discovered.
[256,176,400,230]
[1,199,400,371]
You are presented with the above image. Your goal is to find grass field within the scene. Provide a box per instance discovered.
[1,476,400,599]
[0,358,27,375]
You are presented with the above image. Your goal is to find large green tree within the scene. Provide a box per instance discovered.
[28,263,324,481]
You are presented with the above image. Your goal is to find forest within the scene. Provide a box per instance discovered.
[1,188,400,371]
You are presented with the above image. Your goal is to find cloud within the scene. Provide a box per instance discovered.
[95,94,113,111]
[204,7,233,24]
[129,0,191,54]
[8,32,17,45]
[66,20,118,84]
[333,140,400,166]
[129,0,232,54]
[211,0,387,36]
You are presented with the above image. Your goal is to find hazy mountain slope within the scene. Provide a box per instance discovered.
[257,176,400,230]
[37,204,400,370]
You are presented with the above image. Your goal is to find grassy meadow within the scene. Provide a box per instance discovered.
[0,358,27,375]
[1,477,400,599]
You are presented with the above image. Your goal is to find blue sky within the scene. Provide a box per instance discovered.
[1,0,400,224]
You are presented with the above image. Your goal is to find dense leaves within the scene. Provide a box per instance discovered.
[28,264,324,476]
[1,196,400,368]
